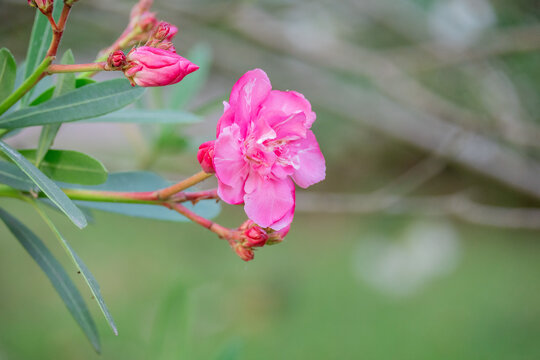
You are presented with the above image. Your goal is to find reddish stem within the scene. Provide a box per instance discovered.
[169,203,233,239]
[47,62,107,73]
[46,4,72,58]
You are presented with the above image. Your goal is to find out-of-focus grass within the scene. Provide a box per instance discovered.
[1,200,540,360]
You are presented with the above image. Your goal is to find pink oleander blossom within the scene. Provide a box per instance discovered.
[212,69,326,230]
[123,46,198,87]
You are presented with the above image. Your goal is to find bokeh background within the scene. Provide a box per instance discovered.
[1,0,540,359]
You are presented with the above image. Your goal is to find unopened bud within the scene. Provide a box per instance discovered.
[139,12,158,32]
[107,51,127,69]
[240,220,268,247]
[232,243,254,262]
[153,22,171,41]
[28,0,53,13]
[154,41,176,53]
[197,141,215,174]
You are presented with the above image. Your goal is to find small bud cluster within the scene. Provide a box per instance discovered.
[28,0,53,14]
[228,220,289,261]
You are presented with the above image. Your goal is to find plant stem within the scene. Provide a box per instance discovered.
[47,62,107,73]
[0,56,53,116]
[46,3,72,58]
[169,203,233,239]
[155,171,214,200]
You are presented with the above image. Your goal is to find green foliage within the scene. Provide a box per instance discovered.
[0,48,17,104]
[0,207,100,353]
[19,149,108,186]
[32,202,117,337]
[0,79,145,128]
[0,161,35,191]
[30,78,97,107]
[88,109,201,124]
[36,49,77,166]
[0,141,87,229]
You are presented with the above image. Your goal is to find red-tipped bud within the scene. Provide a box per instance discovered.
[232,243,254,262]
[197,141,215,174]
[107,51,127,69]
[166,25,178,41]
[153,21,171,41]
[123,46,199,87]
[28,0,53,13]
[241,220,269,248]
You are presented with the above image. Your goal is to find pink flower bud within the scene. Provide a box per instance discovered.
[166,25,178,41]
[240,220,269,247]
[123,46,199,87]
[139,12,158,32]
[130,0,153,19]
[153,21,171,41]
[154,41,176,53]
[266,225,290,245]
[107,51,127,69]
[197,141,215,174]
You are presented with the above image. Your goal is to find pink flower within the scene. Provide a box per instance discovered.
[197,140,215,174]
[213,69,325,230]
[123,46,199,87]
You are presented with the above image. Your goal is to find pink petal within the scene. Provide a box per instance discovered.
[244,176,295,230]
[260,90,316,128]
[214,124,248,204]
[291,131,326,188]
[229,69,272,135]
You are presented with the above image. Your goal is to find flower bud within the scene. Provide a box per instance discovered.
[123,46,199,87]
[166,25,178,41]
[154,41,176,53]
[28,0,53,13]
[153,21,171,41]
[139,12,158,32]
[232,243,254,262]
[240,220,269,247]
[197,141,215,174]
[107,51,127,69]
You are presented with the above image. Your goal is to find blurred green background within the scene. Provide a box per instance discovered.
[1,0,540,359]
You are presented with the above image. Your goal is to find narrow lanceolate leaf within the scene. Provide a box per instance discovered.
[0,161,35,190]
[88,109,201,124]
[22,0,63,105]
[0,48,17,103]
[36,50,77,166]
[32,202,118,336]
[19,149,108,186]
[30,78,97,107]
[0,79,145,129]
[0,208,100,352]
[0,141,87,228]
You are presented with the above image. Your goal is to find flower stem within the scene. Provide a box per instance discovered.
[46,3,72,58]
[155,171,214,200]
[47,62,107,73]
[169,203,233,239]
[0,56,53,116]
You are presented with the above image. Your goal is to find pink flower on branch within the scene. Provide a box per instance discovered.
[123,46,199,87]
[212,69,326,230]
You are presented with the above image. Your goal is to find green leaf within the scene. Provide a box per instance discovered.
[170,44,212,110]
[36,50,77,166]
[22,0,63,105]
[0,48,17,103]
[31,202,118,336]
[30,78,97,107]
[0,79,145,129]
[88,109,201,124]
[61,172,220,222]
[0,141,87,228]
[19,149,108,186]
[0,207,100,352]
[0,161,35,190]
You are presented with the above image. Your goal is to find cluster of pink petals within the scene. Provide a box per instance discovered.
[207,69,326,231]
[123,46,199,87]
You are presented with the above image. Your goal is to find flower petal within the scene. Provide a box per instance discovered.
[260,90,316,128]
[291,131,326,188]
[244,176,295,230]
[214,124,248,204]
